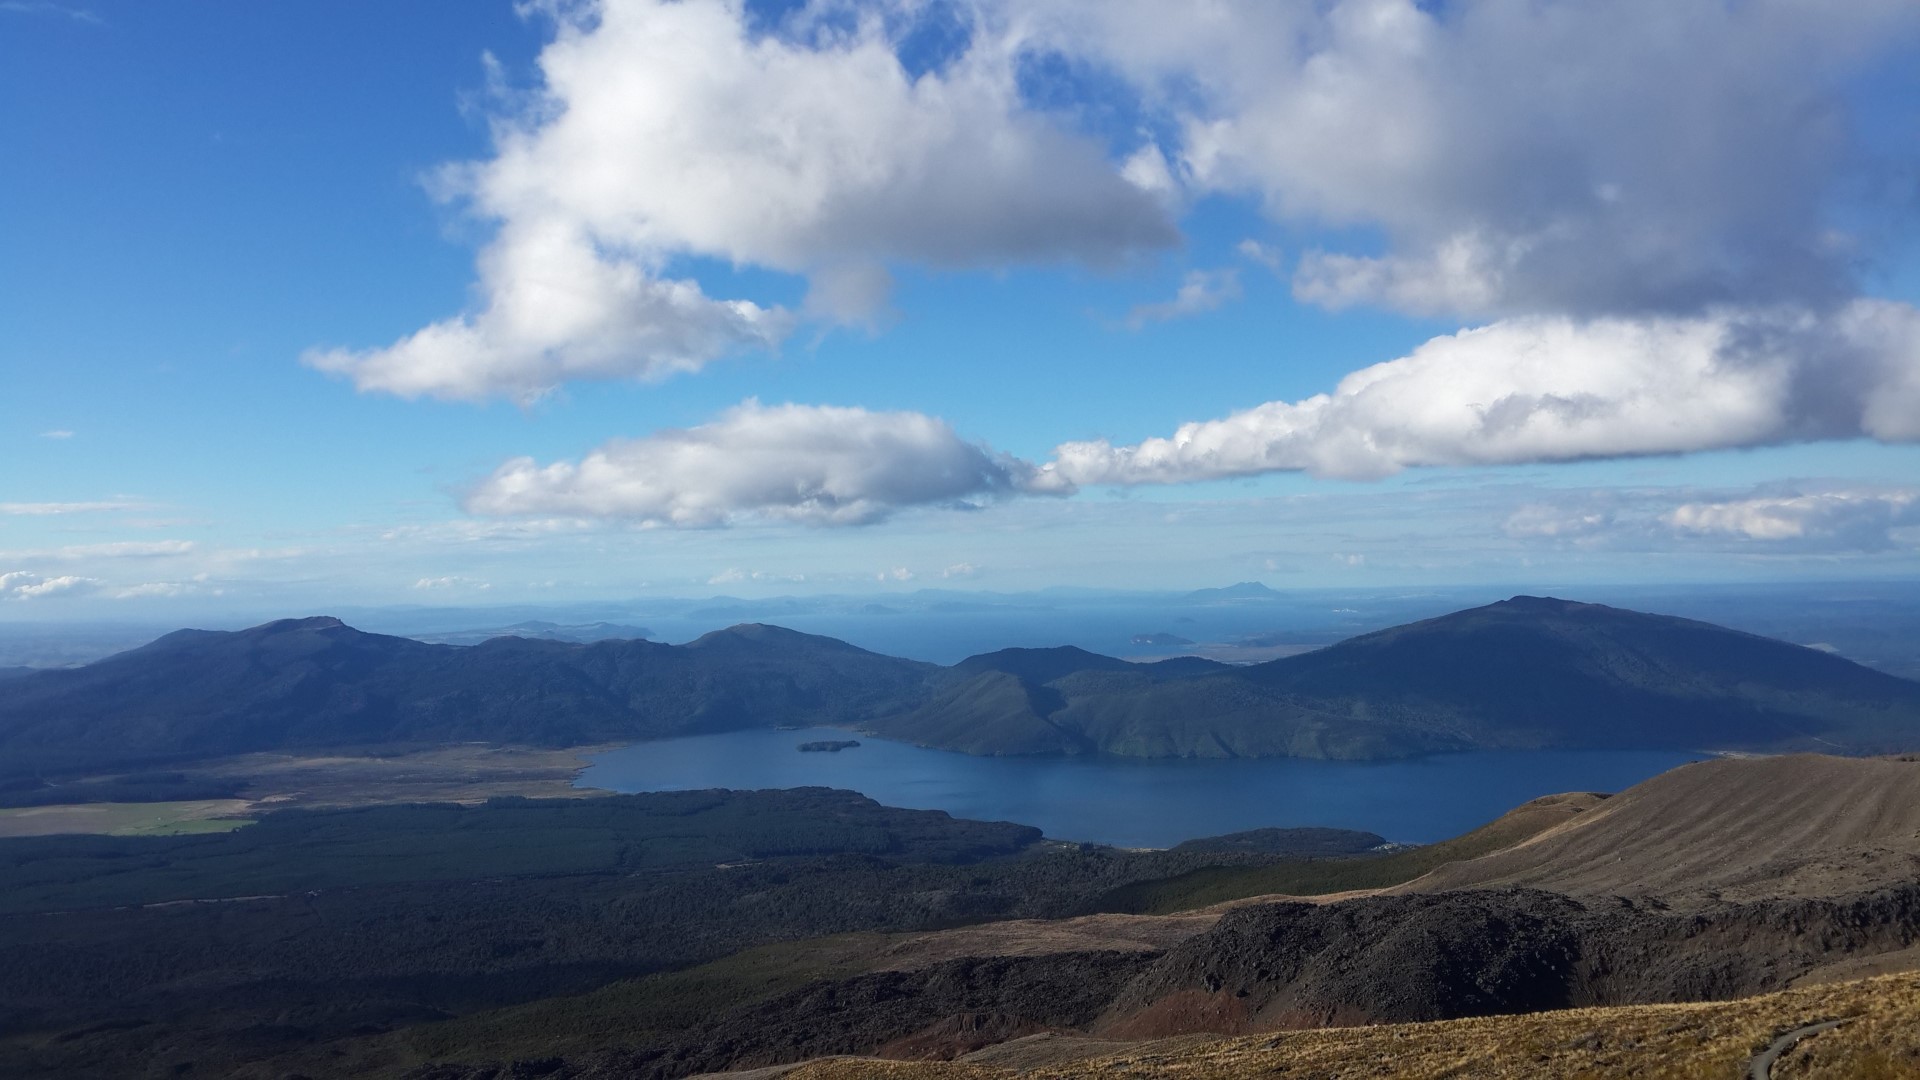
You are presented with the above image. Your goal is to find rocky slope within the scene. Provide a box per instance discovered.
[1406,753,1920,902]
[393,884,1920,1078]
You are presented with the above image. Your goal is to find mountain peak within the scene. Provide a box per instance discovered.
[253,616,349,634]
[686,623,863,653]
[1495,595,1581,611]
[1184,581,1280,602]
[953,645,1135,684]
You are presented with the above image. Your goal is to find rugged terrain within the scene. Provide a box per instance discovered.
[323,755,1920,1080]
[5,756,1920,1077]
[775,969,1920,1079]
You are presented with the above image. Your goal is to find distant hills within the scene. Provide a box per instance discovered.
[3,597,1919,778]
[871,595,1920,759]
[1181,581,1282,602]
[407,620,656,647]
[0,618,931,778]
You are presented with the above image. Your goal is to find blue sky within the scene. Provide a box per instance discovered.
[4,0,1920,618]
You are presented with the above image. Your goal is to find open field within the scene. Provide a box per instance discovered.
[777,970,1920,1079]
[0,800,254,838]
[0,743,613,835]
[199,742,616,808]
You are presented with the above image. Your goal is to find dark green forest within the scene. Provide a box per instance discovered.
[0,789,1385,1079]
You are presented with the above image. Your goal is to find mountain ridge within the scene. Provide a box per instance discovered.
[3,596,1918,777]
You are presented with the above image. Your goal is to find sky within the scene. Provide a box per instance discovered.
[3,0,1920,619]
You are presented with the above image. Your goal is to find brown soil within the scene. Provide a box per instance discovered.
[1404,754,1920,903]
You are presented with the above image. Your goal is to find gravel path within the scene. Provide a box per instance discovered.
[1748,1018,1849,1080]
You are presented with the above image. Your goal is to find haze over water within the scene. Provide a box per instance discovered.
[580,728,1700,847]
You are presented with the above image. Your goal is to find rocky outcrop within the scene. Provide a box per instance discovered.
[1101,885,1920,1035]
[407,885,1920,1079]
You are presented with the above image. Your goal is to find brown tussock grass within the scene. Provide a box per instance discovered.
[779,970,1920,1080]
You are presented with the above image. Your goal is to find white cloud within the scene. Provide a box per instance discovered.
[38,429,73,439]
[1044,301,1920,485]
[304,0,1920,492]
[0,2,102,26]
[1292,234,1511,317]
[1235,239,1282,272]
[876,566,914,582]
[941,562,978,578]
[0,571,98,600]
[1492,483,1920,554]
[1504,504,1613,540]
[467,399,1064,527]
[306,219,792,403]
[413,576,493,591]
[1016,0,1920,319]
[379,519,594,544]
[113,582,192,600]
[1665,489,1920,549]
[707,567,805,586]
[0,499,144,515]
[311,0,1174,403]
[54,540,196,559]
[1124,268,1241,329]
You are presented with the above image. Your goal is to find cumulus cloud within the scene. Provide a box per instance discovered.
[306,221,791,403]
[1044,301,1920,484]
[1124,268,1241,329]
[1665,489,1920,549]
[310,0,1174,403]
[1493,483,1920,554]
[311,0,1920,493]
[0,571,98,600]
[1015,0,1920,319]
[1235,239,1282,272]
[467,400,1065,526]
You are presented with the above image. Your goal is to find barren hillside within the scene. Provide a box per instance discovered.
[1405,754,1920,903]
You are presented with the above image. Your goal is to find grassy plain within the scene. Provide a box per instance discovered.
[784,970,1920,1079]
[0,743,611,836]
[0,800,254,838]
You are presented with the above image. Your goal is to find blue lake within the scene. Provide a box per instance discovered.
[577,728,1701,847]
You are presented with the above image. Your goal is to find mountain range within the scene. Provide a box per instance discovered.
[3,596,1919,778]
[406,620,657,647]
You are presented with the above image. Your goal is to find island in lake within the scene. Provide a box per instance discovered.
[797,739,861,753]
